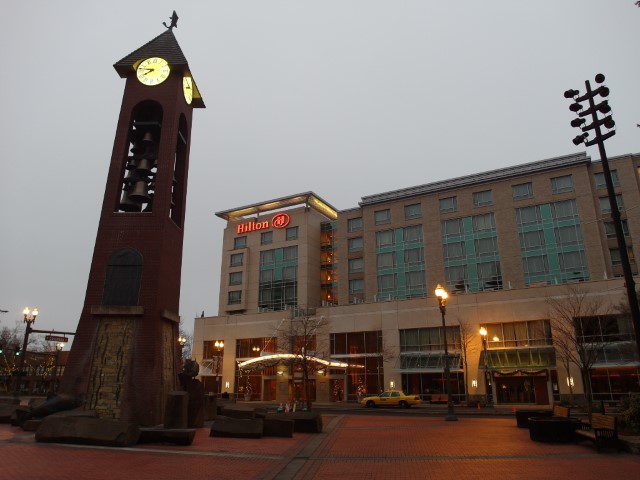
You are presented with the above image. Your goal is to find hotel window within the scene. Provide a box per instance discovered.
[512,182,533,200]
[282,266,297,281]
[234,236,247,249]
[439,196,457,213]
[554,225,583,246]
[403,225,423,243]
[594,170,620,189]
[442,218,463,237]
[377,274,397,294]
[348,237,363,252]
[604,220,629,238]
[230,253,244,267]
[599,195,625,214]
[473,189,493,207]
[348,217,363,232]
[516,205,542,226]
[551,174,574,194]
[376,229,395,247]
[405,271,426,291]
[404,203,422,220]
[286,226,298,241]
[377,252,396,269]
[474,236,499,257]
[483,320,552,348]
[260,249,275,265]
[558,250,587,274]
[472,212,495,232]
[576,315,635,344]
[349,279,364,294]
[261,231,273,245]
[349,257,364,273]
[443,241,465,261]
[400,327,461,352]
[552,199,579,220]
[374,209,391,225]
[404,247,424,266]
[519,230,545,250]
[477,261,502,289]
[283,245,298,261]
[259,269,274,283]
[445,265,468,290]
[523,255,550,277]
[610,247,635,267]
[229,271,242,285]
[228,290,242,305]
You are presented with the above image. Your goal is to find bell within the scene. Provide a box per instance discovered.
[119,191,142,212]
[128,180,150,202]
[142,131,154,144]
[135,157,154,175]
[125,157,137,170]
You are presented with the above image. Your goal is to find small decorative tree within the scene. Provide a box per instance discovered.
[275,307,329,410]
[547,286,609,418]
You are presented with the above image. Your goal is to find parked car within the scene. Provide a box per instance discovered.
[360,390,421,408]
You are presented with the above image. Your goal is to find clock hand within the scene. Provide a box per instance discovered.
[142,68,155,76]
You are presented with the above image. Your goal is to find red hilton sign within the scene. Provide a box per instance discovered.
[236,213,290,234]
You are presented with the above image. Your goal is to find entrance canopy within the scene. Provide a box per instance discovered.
[237,353,354,372]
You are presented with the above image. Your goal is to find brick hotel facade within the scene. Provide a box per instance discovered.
[193,152,640,405]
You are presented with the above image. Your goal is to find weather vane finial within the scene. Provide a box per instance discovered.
[163,10,179,30]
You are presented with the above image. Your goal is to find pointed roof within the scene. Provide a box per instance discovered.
[113,29,205,107]
[113,30,188,76]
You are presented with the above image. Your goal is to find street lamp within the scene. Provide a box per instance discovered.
[213,340,225,395]
[49,341,65,395]
[14,307,38,396]
[178,335,187,347]
[434,284,457,421]
[565,74,640,360]
[479,327,493,407]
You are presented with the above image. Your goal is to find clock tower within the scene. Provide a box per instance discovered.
[61,16,205,426]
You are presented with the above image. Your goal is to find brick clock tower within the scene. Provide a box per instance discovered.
[61,16,205,426]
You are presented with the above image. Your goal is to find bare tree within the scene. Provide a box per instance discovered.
[275,308,329,410]
[455,317,477,400]
[547,286,610,418]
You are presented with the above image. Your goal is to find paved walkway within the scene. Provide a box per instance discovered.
[1,415,639,479]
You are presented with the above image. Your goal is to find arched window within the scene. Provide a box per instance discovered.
[102,249,143,306]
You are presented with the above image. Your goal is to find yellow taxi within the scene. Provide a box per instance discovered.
[360,390,422,408]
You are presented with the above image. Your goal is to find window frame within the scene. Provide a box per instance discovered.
[472,189,493,207]
[374,209,391,225]
[234,236,247,249]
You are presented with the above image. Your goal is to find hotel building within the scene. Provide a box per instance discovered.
[193,152,640,405]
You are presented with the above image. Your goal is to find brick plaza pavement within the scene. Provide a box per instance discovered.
[1,415,639,480]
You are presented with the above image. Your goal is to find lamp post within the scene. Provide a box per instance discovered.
[565,74,640,360]
[435,284,457,421]
[214,340,224,395]
[479,327,493,407]
[14,307,38,397]
[49,341,65,396]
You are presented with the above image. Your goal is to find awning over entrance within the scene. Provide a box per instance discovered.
[237,353,354,372]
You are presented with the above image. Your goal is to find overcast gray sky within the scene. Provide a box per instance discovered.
[1,1,638,341]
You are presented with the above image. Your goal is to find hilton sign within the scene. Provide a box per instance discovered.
[236,213,291,234]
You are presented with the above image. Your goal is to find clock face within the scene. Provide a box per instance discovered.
[183,76,193,105]
[136,57,170,86]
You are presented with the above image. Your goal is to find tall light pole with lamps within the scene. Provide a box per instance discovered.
[14,307,38,397]
[214,340,224,395]
[435,284,457,421]
[479,327,493,407]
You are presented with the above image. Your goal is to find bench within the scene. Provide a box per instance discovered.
[430,394,449,404]
[575,413,621,452]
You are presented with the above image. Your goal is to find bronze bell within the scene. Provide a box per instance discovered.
[119,191,142,212]
[128,180,150,202]
[135,157,154,175]
[142,131,154,144]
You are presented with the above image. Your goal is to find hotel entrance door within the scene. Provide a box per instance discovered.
[495,375,549,404]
